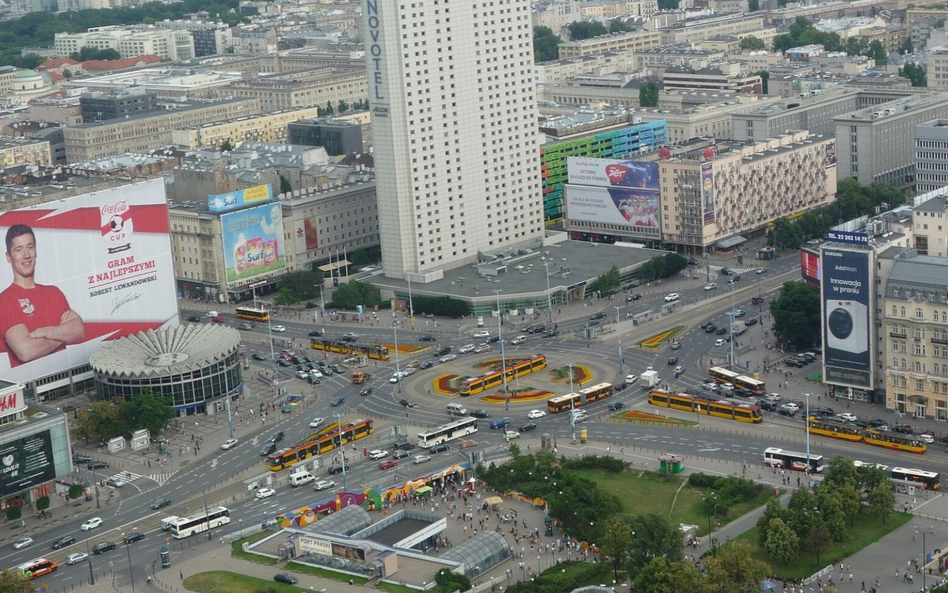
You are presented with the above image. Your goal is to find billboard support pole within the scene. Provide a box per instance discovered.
[615,306,623,376]
[494,290,509,411]
[729,284,735,367]
[544,262,554,325]
[224,365,234,439]
[393,320,402,394]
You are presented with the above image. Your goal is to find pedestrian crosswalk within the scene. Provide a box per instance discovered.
[107,470,176,486]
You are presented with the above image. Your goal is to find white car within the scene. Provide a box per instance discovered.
[296,370,309,379]
[309,417,325,428]
[271,325,286,332]
[704,283,717,291]
[389,373,404,384]
[474,344,491,353]
[919,434,935,444]
[504,430,521,440]
[836,412,857,422]
[81,517,103,531]
[309,369,323,378]
[402,367,416,376]
[473,330,491,339]
[255,487,276,499]
[369,449,389,460]
[527,410,546,419]
[66,552,89,565]
[221,438,239,450]
[413,455,431,464]
[664,293,680,302]
[314,480,336,491]
[440,354,458,363]
[13,537,33,550]
[458,344,476,354]
[714,339,726,347]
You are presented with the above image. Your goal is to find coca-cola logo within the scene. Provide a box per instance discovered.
[605,164,629,184]
[101,201,129,216]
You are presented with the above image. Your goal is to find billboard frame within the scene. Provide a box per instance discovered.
[821,246,874,390]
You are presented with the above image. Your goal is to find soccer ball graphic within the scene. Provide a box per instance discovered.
[108,214,124,233]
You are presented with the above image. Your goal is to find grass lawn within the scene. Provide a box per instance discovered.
[377,582,453,593]
[733,511,914,581]
[231,531,278,565]
[184,571,305,593]
[285,561,369,584]
[573,470,774,537]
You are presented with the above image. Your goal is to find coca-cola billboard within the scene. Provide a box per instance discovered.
[0,179,177,383]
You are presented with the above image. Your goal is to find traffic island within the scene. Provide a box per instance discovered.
[610,410,698,428]
[481,388,553,404]
[639,325,686,351]
[432,374,459,395]
[549,365,592,385]
[184,571,306,593]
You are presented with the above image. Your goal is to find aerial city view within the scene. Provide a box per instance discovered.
[8,0,948,592]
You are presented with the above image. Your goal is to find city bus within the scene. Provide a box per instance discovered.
[417,417,478,448]
[763,447,825,473]
[891,467,941,490]
[310,339,390,361]
[733,375,766,396]
[546,382,614,414]
[648,389,762,423]
[235,306,270,322]
[170,507,231,539]
[267,419,374,471]
[18,558,57,580]
[708,367,741,384]
[459,355,547,396]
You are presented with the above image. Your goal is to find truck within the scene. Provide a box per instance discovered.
[351,371,369,384]
[731,321,747,336]
[639,370,660,389]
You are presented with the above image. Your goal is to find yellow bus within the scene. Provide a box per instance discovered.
[649,389,763,423]
[235,306,270,322]
[546,382,613,413]
[267,419,374,471]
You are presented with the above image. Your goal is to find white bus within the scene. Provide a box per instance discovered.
[763,447,824,473]
[170,506,231,539]
[417,417,478,448]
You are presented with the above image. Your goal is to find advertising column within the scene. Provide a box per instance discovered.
[821,247,874,390]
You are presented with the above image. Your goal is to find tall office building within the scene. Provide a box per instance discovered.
[362,0,544,281]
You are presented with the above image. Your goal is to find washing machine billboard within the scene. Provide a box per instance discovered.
[821,248,872,388]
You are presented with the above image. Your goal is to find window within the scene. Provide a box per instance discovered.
[918,379,926,391]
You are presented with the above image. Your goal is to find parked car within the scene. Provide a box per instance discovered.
[274,574,298,585]
[893,424,914,434]
[778,403,799,416]
[836,412,857,422]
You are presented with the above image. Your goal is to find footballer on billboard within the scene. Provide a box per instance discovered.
[0,178,177,382]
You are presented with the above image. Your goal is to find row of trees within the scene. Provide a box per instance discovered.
[533,26,561,62]
[638,252,689,282]
[757,457,896,568]
[770,282,821,350]
[772,17,888,65]
[74,391,176,441]
[900,62,927,87]
[767,178,906,250]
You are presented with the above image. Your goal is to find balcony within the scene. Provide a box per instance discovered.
[933,336,948,345]
[890,331,907,338]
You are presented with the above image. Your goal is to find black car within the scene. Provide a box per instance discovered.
[759,400,778,411]
[123,532,145,544]
[745,317,758,326]
[585,320,600,328]
[340,333,359,342]
[716,327,728,335]
[543,330,559,338]
[276,359,291,367]
[429,443,450,454]
[700,321,713,329]
[252,353,267,361]
[93,542,116,554]
[486,336,501,344]
[853,420,871,428]
[187,315,201,322]
[523,325,539,333]
[420,361,436,370]
[867,419,888,428]
[268,431,284,443]
[470,409,491,419]
[150,497,172,510]
[590,312,606,321]
[813,407,835,417]
[87,461,109,470]
[705,325,717,333]
[627,294,642,302]
[260,443,277,457]
[72,453,92,464]
[332,364,345,374]
[434,346,452,357]
[419,335,437,342]
[607,402,625,411]
[308,329,324,337]
[393,449,411,459]
[290,356,302,365]
[331,396,345,407]
[398,398,416,408]
[274,574,298,585]
[529,325,547,334]
[360,387,373,396]
[614,382,628,392]
[893,424,914,434]
[327,463,349,474]
[52,535,75,549]
[519,423,538,432]
[667,357,679,365]
[394,441,414,451]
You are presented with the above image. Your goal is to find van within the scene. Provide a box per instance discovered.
[447,403,468,416]
[289,472,315,487]
[205,310,218,318]
[511,335,527,345]
[161,516,179,531]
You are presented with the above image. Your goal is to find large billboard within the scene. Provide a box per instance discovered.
[293,218,319,254]
[222,203,287,286]
[208,184,273,214]
[565,185,659,229]
[0,429,56,496]
[802,248,821,288]
[0,179,177,383]
[821,248,872,389]
[701,163,715,225]
[567,157,659,191]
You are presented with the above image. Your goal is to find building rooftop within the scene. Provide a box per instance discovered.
[69,98,256,129]
[843,92,948,121]
[89,325,241,377]
[885,251,948,295]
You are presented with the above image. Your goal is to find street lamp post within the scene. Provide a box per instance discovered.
[544,262,554,325]
[224,360,234,438]
[202,488,211,540]
[804,392,811,475]
[614,306,623,376]
[406,276,414,318]
[86,537,95,585]
[729,283,736,367]
[91,465,101,509]
[126,538,136,593]
[335,413,347,490]
[392,320,402,394]
[494,290,510,410]
[922,526,935,589]
[568,363,576,442]
[704,494,718,556]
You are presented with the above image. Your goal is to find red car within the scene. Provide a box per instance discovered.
[212,316,224,323]
[378,460,398,470]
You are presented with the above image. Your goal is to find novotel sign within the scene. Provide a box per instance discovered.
[366,0,385,103]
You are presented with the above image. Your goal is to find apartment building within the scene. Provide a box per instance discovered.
[913,196,948,257]
[915,119,948,194]
[287,119,363,156]
[534,52,637,85]
[152,20,233,57]
[636,98,782,144]
[169,107,322,150]
[558,31,661,58]
[64,98,260,161]
[658,14,766,45]
[531,0,583,30]
[79,89,159,123]
[661,66,762,94]
[928,48,948,91]
[631,44,725,71]
[222,68,366,111]
[55,26,195,61]
[658,132,837,253]
[834,93,948,187]
[907,9,948,51]
[0,136,52,171]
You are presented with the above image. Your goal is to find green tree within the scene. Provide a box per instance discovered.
[899,62,927,87]
[280,270,324,302]
[756,497,789,548]
[772,17,843,53]
[704,540,771,593]
[124,389,176,437]
[770,281,821,350]
[350,248,372,267]
[768,216,801,249]
[68,483,84,499]
[634,558,707,593]
[279,173,292,194]
[764,517,798,564]
[596,265,621,295]
[602,516,632,580]
[657,0,679,8]
[626,513,683,577]
[739,36,766,51]
[867,39,887,65]
[639,81,659,107]
[75,400,122,441]
[857,463,888,495]
[568,21,608,41]
[220,139,234,152]
[815,490,846,541]
[609,18,632,33]
[533,26,561,62]
[804,524,832,568]
[435,568,471,593]
[36,495,50,513]
[901,37,914,54]
[867,481,896,525]
[62,68,73,78]
[325,101,334,115]
[410,294,471,317]
[7,506,21,521]
[748,0,759,10]
[337,100,349,113]
[0,570,35,593]
[786,487,818,538]
[755,70,769,94]
[331,280,381,309]
[845,36,867,56]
